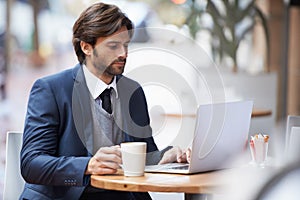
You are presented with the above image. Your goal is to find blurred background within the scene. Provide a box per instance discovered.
[0,0,300,199]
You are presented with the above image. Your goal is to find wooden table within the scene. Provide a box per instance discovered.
[162,108,272,118]
[91,170,229,199]
[91,165,279,200]
[251,108,272,117]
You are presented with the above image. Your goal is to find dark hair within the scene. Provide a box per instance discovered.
[72,3,134,64]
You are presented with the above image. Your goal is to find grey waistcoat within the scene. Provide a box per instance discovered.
[92,89,123,154]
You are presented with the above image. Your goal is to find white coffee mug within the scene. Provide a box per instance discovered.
[121,142,147,176]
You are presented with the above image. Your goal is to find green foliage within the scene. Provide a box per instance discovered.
[184,0,270,72]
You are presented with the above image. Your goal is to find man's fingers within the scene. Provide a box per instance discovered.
[98,145,121,156]
[85,145,123,175]
[176,149,184,163]
[94,152,122,164]
[158,146,192,165]
[177,152,186,163]
[159,146,181,164]
[93,167,118,175]
[186,148,191,163]
[99,161,121,170]
[86,156,121,175]
[94,146,122,164]
[178,148,192,163]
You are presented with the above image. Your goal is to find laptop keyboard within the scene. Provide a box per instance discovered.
[145,163,190,172]
[168,164,189,170]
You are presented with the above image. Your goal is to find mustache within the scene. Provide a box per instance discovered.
[112,58,126,63]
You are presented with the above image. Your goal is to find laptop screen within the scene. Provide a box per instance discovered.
[189,100,253,173]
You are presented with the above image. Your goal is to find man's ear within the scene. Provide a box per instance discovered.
[80,41,92,56]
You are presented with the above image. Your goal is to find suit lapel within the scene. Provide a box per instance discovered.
[72,65,94,155]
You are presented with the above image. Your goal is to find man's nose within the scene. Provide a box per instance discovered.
[117,46,127,58]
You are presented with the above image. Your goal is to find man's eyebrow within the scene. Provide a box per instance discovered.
[105,40,130,44]
[105,41,119,46]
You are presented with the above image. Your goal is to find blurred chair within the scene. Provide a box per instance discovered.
[285,115,300,163]
[286,127,300,163]
[3,131,25,200]
[254,161,300,200]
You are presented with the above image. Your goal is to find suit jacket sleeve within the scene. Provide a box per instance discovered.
[20,78,90,186]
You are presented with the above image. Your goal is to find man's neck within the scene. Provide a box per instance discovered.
[85,63,113,85]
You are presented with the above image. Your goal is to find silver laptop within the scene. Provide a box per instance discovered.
[145,100,253,174]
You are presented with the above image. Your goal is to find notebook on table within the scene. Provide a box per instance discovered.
[145,100,253,174]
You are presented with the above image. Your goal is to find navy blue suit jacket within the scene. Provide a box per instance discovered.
[20,64,158,199]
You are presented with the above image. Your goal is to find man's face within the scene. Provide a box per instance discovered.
[89,26,130,79]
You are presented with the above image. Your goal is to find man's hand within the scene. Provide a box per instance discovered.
[85,145,121,175]
[158,146,191,165]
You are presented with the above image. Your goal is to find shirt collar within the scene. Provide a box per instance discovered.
[82,64,118,100]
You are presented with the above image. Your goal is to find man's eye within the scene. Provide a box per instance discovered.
[109,45,118,50]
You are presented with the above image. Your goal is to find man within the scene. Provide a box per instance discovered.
[20,3,188,200]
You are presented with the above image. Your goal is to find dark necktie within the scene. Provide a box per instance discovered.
[99,88,112,114]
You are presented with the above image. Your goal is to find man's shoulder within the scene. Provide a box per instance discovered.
[39,65,79,83]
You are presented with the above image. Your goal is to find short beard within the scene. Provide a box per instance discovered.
[92,49,125,76]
